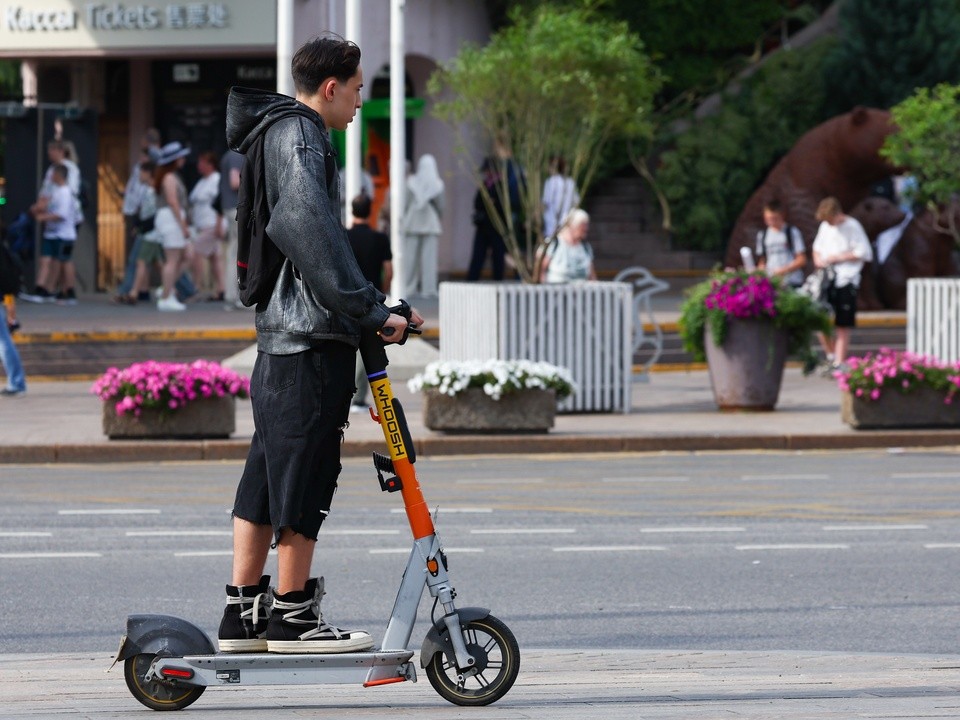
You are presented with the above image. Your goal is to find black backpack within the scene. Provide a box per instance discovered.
[0,241,23,296]
[235,108,337,307]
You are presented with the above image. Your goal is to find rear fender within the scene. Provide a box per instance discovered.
[115,614,215,663]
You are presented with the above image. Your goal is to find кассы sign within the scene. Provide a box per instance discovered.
[6,3,230,32]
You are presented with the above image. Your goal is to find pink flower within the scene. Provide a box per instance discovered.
[91,360,250,416]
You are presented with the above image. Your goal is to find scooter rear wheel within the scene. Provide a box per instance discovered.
[425,614,520,706]
[124,654,205,711]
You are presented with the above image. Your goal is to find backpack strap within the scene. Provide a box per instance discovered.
[759,225,795,260]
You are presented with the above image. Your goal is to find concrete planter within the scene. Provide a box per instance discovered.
[704,319,788,411]
[423,388,557,433]
[841,387,960,429]
[102,396,236,439]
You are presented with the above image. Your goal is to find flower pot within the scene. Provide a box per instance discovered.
[102,396,236,439]
[841,387,960,429]
[704,319,788,411]
[423,388,556,433]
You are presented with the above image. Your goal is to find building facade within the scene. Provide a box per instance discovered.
[0,0,489,291]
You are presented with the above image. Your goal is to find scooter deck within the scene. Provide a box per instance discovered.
[153,649,416,687]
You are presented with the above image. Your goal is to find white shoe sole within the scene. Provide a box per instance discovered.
[218,638,268,653]
[266,635,374,654]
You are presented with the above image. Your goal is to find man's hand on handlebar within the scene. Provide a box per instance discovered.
[378,300,424,344]
[379,313,410,344]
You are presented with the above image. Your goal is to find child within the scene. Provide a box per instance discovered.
[30,164,78,305]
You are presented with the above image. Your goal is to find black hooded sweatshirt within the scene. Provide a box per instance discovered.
[226,87,388,354]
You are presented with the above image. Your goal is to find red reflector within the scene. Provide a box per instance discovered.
[237,261,248,268]
[160,667,195,680]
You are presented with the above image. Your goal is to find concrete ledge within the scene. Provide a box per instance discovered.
[3,429,960,464]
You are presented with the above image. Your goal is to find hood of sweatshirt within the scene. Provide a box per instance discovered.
[226,86,325,154]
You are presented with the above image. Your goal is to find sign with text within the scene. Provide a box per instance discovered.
[0,1,276,52]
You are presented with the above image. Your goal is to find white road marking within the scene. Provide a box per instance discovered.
[0,552,101,559]
[126,531,231,537]
[390,508,492,514]
[456,478,545,485]
[892,472,960,479]
[323,529,401,535]
[58,509,160,515]
[822,525,928,531]
[736,544,849,551]
[602,476,689,483]
[553,545,666,552]
[740,474,830,481]
[641,527,745,533]
[369,547,484,554]
[0,532,52,537]
[925,543,960,549]
[471,528,576,535]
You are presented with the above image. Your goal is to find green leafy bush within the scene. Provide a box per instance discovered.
[655,40,832,252]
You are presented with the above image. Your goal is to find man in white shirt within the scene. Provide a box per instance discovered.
[811,196,873,368]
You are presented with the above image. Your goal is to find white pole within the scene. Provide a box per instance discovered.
[276,0,295,97]
[389,0,406,301]
[344,0,362,211]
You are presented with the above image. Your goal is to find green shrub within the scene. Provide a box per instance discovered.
[654,39,832,252]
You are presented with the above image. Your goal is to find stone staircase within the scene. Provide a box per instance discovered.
[584,175,718,274]
[17,334,253,378]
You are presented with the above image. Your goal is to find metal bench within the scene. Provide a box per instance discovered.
[612,266,670,376]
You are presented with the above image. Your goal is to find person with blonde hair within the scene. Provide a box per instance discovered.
[811,196,872,370]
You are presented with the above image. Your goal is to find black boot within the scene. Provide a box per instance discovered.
[266,577,373,654]
[218,575,272,652]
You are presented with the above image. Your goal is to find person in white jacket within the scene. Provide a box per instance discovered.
[542,156,578,240]
[401,154,444,298]
[811,196,873,369]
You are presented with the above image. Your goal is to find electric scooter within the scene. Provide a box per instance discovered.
[113,301,520,711]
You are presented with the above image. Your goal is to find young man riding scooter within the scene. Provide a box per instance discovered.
[220,35,422,654]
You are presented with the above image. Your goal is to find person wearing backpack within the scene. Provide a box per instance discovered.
[219,35,419,656]
[539,208,597,284]
[755,199,807,288]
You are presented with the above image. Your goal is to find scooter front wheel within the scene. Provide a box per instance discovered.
[124,654,205,711]
[425,614,520,706]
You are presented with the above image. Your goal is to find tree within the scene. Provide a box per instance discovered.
[881,83,960,245]
[823,0,960,115]
[429,4,661,281]
[654,38,832,252]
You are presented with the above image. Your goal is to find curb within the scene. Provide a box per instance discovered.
[2,429,959,464]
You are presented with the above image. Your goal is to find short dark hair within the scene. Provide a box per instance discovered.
[51,163,68,180]
[292,34,361,95]
[351,193,372,219]
[139,159,156,175]
[763,198,783,214]
[199,150,219,167]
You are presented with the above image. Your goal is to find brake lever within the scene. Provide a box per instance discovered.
[380,299,420,345]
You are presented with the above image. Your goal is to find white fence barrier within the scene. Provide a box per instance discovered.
[907,278,960,363]
[439,282,633,413]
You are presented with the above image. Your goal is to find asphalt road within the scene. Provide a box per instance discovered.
[1,448,959,656]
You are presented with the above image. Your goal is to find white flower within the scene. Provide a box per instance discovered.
[408,359,575,400]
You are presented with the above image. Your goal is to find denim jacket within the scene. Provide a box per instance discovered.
[226,87,389,354]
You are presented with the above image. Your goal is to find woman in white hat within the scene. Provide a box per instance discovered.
[153,142,192,311]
